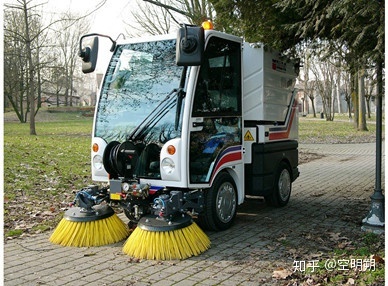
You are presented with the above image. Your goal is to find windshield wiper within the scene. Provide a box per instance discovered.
[127,88,179,142]
[127,67,188,142]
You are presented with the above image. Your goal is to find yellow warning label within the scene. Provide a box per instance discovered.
[244,130,255,141]
[110,193,121,201]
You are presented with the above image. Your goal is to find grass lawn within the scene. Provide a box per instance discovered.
[4,115,94,235]
[299,114,380,144]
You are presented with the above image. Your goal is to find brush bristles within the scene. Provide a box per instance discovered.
[122,222,210,260]
[49,214,130,247]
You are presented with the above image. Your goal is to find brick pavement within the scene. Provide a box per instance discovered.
[4,143,384,285]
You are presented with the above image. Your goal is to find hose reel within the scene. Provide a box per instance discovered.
[103,141,140,179]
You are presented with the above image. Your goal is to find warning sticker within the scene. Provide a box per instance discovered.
[244,130,255,141]
[110,193,121,201]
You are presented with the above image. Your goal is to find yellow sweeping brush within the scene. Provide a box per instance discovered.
[122,214,210,260]
[50,204,130,247]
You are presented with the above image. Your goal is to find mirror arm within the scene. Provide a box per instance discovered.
[79,33,117,59]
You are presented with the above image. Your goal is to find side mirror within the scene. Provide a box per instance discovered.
[79,36,99,73]
[176,25,204,66]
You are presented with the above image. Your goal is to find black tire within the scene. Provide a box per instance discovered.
[198,172,237,231]
[265,161,292,207]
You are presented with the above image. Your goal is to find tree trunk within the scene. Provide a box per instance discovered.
[347,101,352,119]
[6,91,24,122]
[351,72,358,128]
[65,87,69,106]
[19,85,26,122]
[366,98,371,119]
[36,51,42,115]
[336,83,341,114]
[307,94,316,117]
[311,100,316,117]
[331,85,336,121]
[358,69,368,131]
[22,0,36,135]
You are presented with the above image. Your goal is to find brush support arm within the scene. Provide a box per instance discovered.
[153,191,183,218]
[72,185,109,211]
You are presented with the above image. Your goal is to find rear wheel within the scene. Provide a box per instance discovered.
[265,161,292,207]
[198,172,237,231]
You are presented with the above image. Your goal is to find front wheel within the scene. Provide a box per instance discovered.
[198,172,237,231]
[265,161,292,207]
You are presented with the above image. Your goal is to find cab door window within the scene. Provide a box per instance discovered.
[192,37,241,116]
[190,37,242,183]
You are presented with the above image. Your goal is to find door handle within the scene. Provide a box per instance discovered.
[193,122,204,127]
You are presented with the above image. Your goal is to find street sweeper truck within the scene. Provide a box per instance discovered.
[50,22,299,258]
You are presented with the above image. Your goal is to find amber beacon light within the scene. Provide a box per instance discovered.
[201,20,214,30]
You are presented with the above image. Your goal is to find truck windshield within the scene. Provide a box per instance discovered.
[95,39,184,144]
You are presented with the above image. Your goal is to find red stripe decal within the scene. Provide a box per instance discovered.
[214,152,242,173]
[210,148,242,183]
[269,101,297,140]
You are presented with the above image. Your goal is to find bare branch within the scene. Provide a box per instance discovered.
[142,0,191,17]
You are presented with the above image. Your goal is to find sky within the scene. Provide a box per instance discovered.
[3,0,186,72]
[44,0,134,36]
[43,0,137,71]
[3,0,135,35]
[3,0,141,72]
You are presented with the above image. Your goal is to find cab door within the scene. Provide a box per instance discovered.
[188,36,242,185]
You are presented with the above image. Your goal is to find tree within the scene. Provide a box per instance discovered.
[21,0,38,135]
[4,0,96,132]
[124,0,215,36]
[279,0,383,129]
[305,81,317,118]
[4,0,47,134]
[4,9,29,122]
[310,59,337,121]
[341,69,353,119]
[49,64,67,107]
[209,0,302,51]
[358,70,368,131]
[53,13,90,106]
[299,49,316,117]
[364,69,377,119]
[211,0,384,128]
[125,0,180,36]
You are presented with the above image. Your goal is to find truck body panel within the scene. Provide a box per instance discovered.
[242,44,296,123]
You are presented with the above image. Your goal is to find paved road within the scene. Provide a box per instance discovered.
[4,143,384,285]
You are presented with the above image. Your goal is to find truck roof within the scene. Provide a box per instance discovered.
[116,33,176,45]
[116,29,243,46]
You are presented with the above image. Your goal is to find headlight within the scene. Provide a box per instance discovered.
[161,158,175,175]
[93,155,103,170]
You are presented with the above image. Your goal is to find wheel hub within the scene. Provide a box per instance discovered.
[216,182,236,223]
[278,169,291,201]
